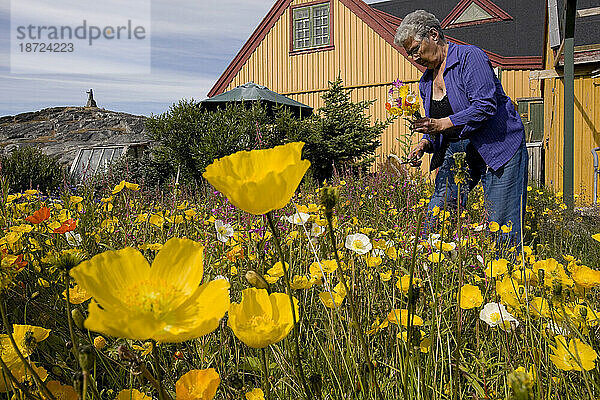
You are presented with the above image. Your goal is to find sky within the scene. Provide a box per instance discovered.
[0,0,380,117]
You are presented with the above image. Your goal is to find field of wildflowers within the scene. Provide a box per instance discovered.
[0,141,599,400]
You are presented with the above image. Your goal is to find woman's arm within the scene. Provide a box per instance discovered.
[448,46,497,136]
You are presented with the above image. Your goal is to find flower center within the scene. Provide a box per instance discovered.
[353,240,364,250]
[490,312,501,323]
[124,279,183,315]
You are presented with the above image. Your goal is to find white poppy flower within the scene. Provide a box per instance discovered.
[287,212,310,225]
[345,233,372,255]
[65,231,82,246]
[479,302,519,331]
[311,224,325,237]
[214,219,234,243]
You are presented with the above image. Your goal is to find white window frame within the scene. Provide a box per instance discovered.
[292,3,330,51]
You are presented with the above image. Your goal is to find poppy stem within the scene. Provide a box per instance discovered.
[323,207,384,400]
[0,295,57,400]
[265,212,312,400]
[151,340,171,400]
[260,348,272,400]
[63,271,79,356]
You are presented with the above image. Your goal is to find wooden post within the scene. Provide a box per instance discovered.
[563,0,576,207]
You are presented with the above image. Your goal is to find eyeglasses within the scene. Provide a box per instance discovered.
[407,42,421,58]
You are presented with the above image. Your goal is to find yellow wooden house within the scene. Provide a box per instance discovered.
[209,0,544,179]
[531,0,600,203]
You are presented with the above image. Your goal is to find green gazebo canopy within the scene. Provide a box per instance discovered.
[200,81,313,117]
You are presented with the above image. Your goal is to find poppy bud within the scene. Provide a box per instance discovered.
[93,336,106,350]
[78,345,95,372]
[320,186,338,215]
[245,270,269,289]
[537,269,545,283]
[71,309,85,330]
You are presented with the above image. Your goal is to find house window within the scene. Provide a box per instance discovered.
[292,3,330,51]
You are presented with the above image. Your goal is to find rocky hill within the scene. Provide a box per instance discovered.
[0,107,149,165]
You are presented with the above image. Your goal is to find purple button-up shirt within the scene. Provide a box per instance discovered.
[421,42,525,171]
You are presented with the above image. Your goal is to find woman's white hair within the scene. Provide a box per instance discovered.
[394,10,445,46]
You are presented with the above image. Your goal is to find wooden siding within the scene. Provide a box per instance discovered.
[542,35,600,204]
[501,69,541,101]
[224,0,540,177]
[543,76,600,203]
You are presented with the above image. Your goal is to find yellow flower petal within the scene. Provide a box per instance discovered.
[203,142,310,215]
[71,239,230,342]
[150,238,204,296]
[458,284,483,310]
[70,247,151,311]
[114,389,152,400]
[228,288,297,348]
[62,284,92,304]
[176,368,220,400]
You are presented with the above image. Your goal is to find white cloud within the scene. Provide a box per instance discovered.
[0,0,384,116]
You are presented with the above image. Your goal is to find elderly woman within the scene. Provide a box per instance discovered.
[395,10,528,247]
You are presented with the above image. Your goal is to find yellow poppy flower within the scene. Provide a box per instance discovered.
[396,275,421,295]
[266,261,289,278]
[528,297,550,318]
[427,253,445,263]
[549,335,597,371]
[176,368,220,400]
[309,260,338,278]
[458,284,483,309]
[484,259,509,278]
[0,325,51,392]
[62,284,92,304]
[488,221,500,232]
[245,388,265,400]
[112,180,140,195]
[70,238,230,342]
[380,270,393,282]
[319,282,347,309]
[572,265,600,289]
[46,381,78,400]
[290,275,312,290]
[228,288,298,348]
[387,309,423,326]
[114,389,152,400]
[203,142,310,215]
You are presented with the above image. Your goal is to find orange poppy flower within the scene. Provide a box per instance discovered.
[54,219,77,234]
[26,207,50,224]
[12,254,28,270]
[385,102,392,111]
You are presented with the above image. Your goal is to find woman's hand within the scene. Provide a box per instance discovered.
[413,117,454,134]
[407,139,431,167]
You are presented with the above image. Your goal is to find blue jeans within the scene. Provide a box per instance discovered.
[427,138,528,249]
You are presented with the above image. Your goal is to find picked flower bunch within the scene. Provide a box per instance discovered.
[385,79,421,119]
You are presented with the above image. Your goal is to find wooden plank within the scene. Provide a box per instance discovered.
[531,69,561,80]
[577,7,600,17]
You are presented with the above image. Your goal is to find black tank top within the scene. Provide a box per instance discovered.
[430,95,461,141]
